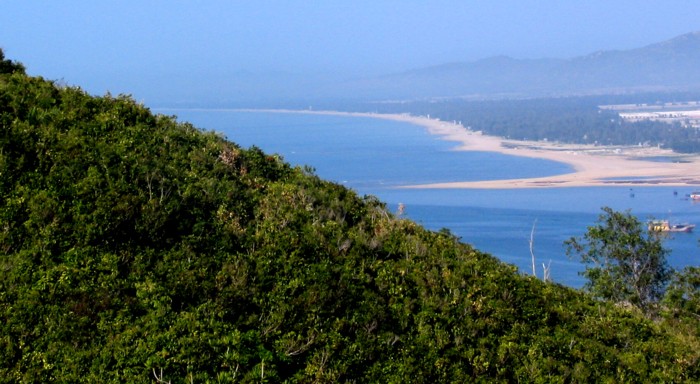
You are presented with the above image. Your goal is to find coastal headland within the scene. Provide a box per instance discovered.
[238,109,700,189]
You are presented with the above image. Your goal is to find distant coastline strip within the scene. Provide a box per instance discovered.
[233,108,700,189]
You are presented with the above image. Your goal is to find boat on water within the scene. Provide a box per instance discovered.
[648,220,696,233]
[690,192,700,200]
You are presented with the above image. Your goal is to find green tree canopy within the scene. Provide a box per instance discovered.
[665,267,700,317]
[1,54,699,382]
[565,207,672,312]
[0,48,25,74]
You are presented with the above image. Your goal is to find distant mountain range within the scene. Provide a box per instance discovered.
[169,31,700,106]
[327,31,700,101]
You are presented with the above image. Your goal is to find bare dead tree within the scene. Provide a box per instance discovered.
[153,368,171,384]
[543,260,552,282]
[530,219,538,278]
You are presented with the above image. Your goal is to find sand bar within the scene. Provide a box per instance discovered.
[237,109,700,189]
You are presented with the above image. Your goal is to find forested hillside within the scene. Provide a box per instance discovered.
[2,52,700,382]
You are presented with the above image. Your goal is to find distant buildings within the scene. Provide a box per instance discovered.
[600,101,700,128]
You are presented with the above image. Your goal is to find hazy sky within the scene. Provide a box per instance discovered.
[2,1,699,103]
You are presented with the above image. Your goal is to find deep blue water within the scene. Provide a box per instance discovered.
[166,110,573,188]
[161,109,700,287]
[381,188,700,287]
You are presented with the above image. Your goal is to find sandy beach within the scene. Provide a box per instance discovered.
[241,109,700,189]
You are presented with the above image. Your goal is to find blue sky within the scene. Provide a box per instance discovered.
[2,1,699,104]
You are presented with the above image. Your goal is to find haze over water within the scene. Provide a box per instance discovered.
[4,2,700,105]
[168,109,700,287]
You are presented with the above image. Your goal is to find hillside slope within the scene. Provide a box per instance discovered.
[1,55,699,382]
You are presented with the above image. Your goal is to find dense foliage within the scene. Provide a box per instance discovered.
[347,94,700,153]
[665,267,700,316]
[0,49,25,75]
[2,52,700,382]
[565,207,672,312]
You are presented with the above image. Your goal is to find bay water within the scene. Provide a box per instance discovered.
[161,109,700,287]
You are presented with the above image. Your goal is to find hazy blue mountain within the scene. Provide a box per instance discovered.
[162,31,700,106]
[332,31,700,101]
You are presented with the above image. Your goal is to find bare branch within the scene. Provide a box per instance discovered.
[153,368,171,384]
[530,219,538,278]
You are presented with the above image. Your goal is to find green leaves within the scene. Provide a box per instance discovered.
[1,63,700,381]
[0,49,25,75]
[566,207,671,312]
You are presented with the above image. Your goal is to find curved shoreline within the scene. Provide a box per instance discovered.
[236,108,700,189]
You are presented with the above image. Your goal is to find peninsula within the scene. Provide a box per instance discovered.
[242,109,700,189]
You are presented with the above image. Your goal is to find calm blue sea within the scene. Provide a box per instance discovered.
[161,109,700,287]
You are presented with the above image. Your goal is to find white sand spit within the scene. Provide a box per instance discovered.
[238,109,700,189]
